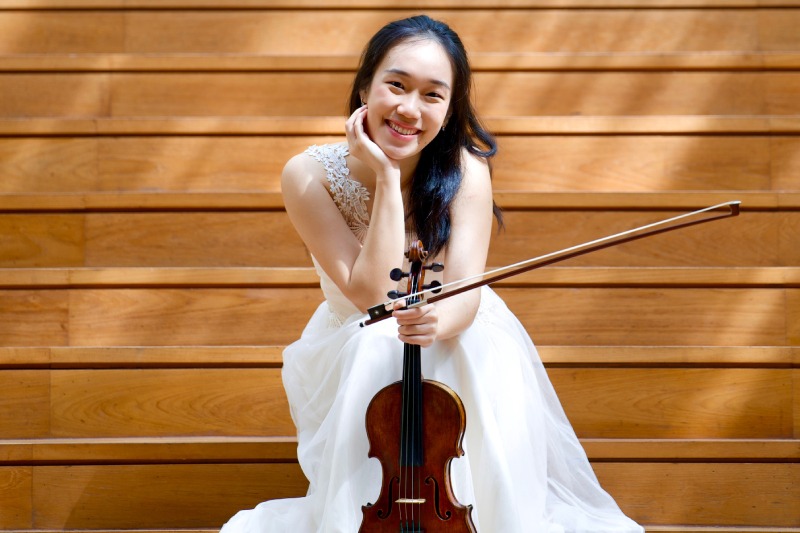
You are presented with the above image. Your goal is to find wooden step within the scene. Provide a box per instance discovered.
[2,115,799,136]
[1,0,799,10]
[1,366,794,439]
[0,209,792,268]
[0,8,798,69]
[2,136,798,195]
[0,286,795,346]
[1,266,799,289]
[1,345,797,368]
[2,72,800,118]
[3,193,795,212]
[1,460,797,529]
[2,437,798,464]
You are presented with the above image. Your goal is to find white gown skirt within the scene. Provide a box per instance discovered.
[220,287,643,533]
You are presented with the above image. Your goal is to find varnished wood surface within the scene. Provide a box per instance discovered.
[0,462,797,530]
[0,9,798,63]
[3,72,800,118]
[0,366,795,439]
[0,287,794,346]
[1,136,798,195]
[0,210,793,267]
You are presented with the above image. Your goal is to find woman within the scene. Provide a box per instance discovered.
[221,15,643,532]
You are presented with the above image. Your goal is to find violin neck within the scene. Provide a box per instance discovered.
[400,342,424,467]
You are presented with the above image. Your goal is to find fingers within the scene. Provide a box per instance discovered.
[393,303,438,348]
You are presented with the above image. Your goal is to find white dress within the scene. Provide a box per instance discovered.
[220,143,643,533]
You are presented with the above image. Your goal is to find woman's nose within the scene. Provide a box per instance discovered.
[396,93,421,119]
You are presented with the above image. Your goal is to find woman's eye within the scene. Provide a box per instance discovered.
[388,81,404,89]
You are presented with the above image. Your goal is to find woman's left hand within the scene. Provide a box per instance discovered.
[393,301,439,347]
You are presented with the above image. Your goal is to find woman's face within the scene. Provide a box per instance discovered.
[361,39,453,164]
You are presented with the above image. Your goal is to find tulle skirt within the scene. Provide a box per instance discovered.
[220,287,643,533]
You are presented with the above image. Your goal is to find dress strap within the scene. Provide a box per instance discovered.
[305,144,370,242]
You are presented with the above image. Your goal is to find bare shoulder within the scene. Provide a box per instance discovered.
[457,149,493,199]
[281,149,327,195]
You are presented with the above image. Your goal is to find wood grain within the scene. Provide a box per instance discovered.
[2,210,790,268]
[0,290,69,346]
[0,370,50,438]
[49,368,294,437]
[3,136,797,195]
[4,72,800,118]
[1,9,798,57]
[0,285,791,348]
[595,462,800,527]
[30,463,307,529]
[549,368,794,439]
[0,467,32,530]
[16,462,799,529]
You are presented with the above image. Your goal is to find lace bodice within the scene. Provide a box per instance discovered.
[304,144,371,323]
[305,144,370,243]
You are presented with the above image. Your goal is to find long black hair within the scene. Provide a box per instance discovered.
[348,15,503,258]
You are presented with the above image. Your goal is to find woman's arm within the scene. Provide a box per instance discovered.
[393,150,495,346]
[281,106,409,312]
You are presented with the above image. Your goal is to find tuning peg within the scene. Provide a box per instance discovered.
[387,290,407,299]
[389,268,407,281]
[422,280,442,294]
[425,262,444,272]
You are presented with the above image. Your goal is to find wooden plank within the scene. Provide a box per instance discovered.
[7,51,800,72]
[2,9,795,58]
[49,368,294,438]
[0,290,69,346]
[0,436,300,464]
[66,288,318,346]
[30,463,307,530]
[1,437,797,464]
[595,462,800,527]
[19,462,799,529]
[490,210,796,268]
[0,214,84,267]
[0,210,790,268]
[2,115,799,136]
[2,136,796,195]
[39,367,796,438]
[0,287,784,347]
[3,72,800,118]
[83,212,308,267]
[1,345,796,369]
[0,371,50,439]
[1,266,798,290]
[501,287,789,347]
[549,367,794,439]
[103,72,800,118]
[0,191,791,212]
[0,466,32,530]
[2,0,800,9]
[582,438,800,461]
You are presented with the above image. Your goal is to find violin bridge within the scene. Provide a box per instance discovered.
[395,498,426,505]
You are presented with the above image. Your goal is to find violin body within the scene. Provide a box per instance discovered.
[360,240,476,532]
[361,376,476,532]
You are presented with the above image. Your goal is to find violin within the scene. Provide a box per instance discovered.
[360,240,476,533]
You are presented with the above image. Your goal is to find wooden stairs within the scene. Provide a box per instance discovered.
[0,1,798,532]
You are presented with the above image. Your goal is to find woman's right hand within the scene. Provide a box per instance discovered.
[345,105,399,180]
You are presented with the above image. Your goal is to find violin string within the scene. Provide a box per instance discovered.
[372,200,741,313]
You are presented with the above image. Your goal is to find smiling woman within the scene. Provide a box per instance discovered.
[220,15,642,533]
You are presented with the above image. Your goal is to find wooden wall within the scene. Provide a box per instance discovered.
[0,1,798,532]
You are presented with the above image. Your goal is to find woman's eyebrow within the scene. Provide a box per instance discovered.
[384,68,451,90]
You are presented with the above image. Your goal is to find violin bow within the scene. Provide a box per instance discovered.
[360,200,741,327]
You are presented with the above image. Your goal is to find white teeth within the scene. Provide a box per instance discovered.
[388,122,418,135]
